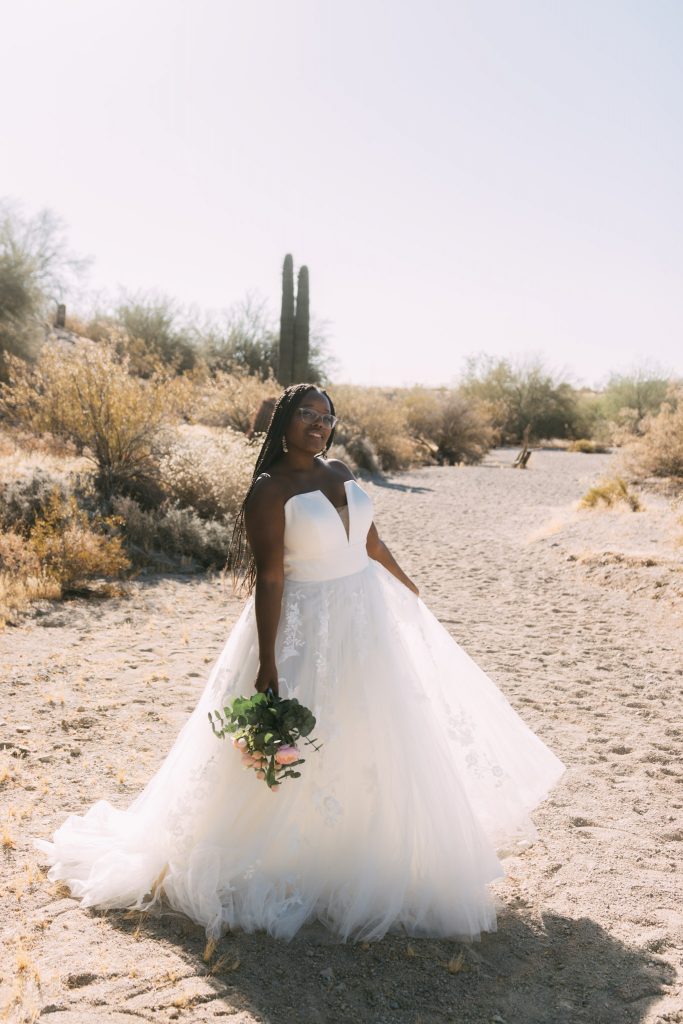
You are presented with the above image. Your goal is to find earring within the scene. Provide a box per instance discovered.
[282,436,288,453]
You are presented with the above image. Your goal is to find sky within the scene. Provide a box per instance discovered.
[2,0,681,389]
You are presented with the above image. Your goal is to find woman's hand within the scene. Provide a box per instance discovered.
[254,661,279,696]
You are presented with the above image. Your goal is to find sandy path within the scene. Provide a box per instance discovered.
[1,449,681,1024]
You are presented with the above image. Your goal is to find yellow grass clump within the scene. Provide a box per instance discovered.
[580,477,641,512]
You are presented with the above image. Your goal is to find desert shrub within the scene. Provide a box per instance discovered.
[112,290,199,373]
[112,495,232,568]
[29,488,129,590]
[0,530,41,576]
[599,370,673,431]
[187,367,282,433]
[567,439,611,454]
[197,294,279,379]
[0,554,61,626]
[459,356,581,443]
[401,387,495,465]
[331,385,420,472]
[154,426,256,519]
[0,336,174,498]
[0,199,89,379]
[624,392,683,479]
[198,293,332,385]
[580,477,641,512]
[0,467,74,533]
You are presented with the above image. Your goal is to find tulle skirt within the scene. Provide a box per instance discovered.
[33,560,566,942]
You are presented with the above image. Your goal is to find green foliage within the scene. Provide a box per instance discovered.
[580,477,641,511]
[459,356,580,443]
[600,369,672,428]
[209,690,320,788]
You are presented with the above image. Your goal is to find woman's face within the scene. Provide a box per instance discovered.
[285,389,334,455]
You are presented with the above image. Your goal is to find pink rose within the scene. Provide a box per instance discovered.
[274,745,300,765]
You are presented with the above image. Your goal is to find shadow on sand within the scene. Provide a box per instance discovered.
[94,903,674,1024]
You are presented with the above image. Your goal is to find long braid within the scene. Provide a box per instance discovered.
[226,382,337,595]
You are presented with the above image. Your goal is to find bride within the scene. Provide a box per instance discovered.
[34,382,566,943]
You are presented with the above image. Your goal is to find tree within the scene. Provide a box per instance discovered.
[600,368,673,428]
[460,355,580,443]
[114,289,198,374]
[0,198,89,378]
[198,292,278,379]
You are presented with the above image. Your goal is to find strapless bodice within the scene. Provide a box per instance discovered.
[283,479,373,582]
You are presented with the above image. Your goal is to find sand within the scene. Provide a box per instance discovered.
[1,448,681,1024]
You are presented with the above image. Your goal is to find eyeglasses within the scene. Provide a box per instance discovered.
[296,407,339,430]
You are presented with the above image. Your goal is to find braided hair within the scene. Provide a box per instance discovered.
[226,382,337,595]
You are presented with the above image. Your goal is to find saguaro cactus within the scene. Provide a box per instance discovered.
[293,265,310,383]
[278,254,295,386]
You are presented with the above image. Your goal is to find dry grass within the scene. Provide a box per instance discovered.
[580,477,642,512]
[567,438,611,454]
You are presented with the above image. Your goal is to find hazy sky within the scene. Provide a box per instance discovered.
[2,0,681,388]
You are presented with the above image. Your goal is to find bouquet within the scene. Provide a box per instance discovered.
[209,688,321,789]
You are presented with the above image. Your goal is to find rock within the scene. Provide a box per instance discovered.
[320,966,334,984]
[16,725,31,734]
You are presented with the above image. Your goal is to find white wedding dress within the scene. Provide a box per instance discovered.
[34,479,566,943]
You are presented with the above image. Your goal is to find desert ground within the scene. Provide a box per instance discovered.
[1,449,682,1024]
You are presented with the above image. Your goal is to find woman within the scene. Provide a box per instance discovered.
[34,382,566,943]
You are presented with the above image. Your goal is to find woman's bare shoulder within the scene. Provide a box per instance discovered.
[245,472,289,519]
[325,457,357,481]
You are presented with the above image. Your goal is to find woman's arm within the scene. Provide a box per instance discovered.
[244,477,287,694]
[366,522,419,596]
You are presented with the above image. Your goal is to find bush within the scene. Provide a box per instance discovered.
[600,370,673,430]
[187,367,282,433]
[0,199,89,379]
[28,488,130,590]
[624,391,683,479]
[113,290,199,373]
[0,545,61,627]
[0,336,174,498]
[567,439,611,454]
[331,385,421,472]
[402,387,495,465]
[0,467,73,534]
[112,495,233,568]
[0,530,41,576]
[580,477,641,512]
[459,356,581,443]
[0,485,129,625]
[154,425,256,519]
